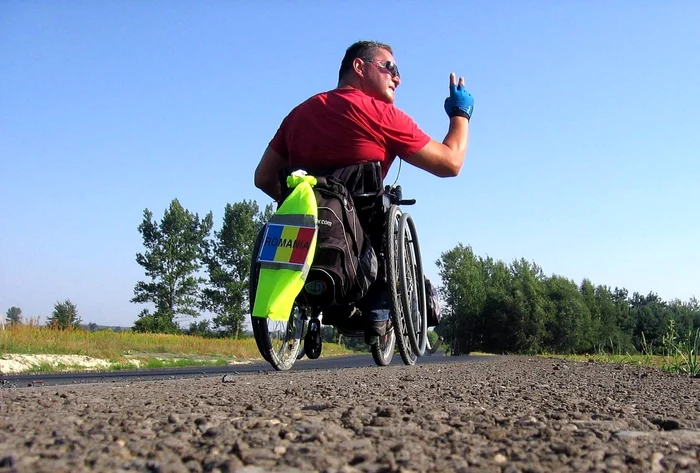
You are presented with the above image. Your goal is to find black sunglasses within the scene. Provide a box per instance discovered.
[361,58,400,79]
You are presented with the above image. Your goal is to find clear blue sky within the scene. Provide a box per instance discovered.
[2,2,698,327]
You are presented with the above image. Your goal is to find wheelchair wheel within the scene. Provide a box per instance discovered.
[251,306,305,371]
[371,323,395,366]
[249,225,305,371]
[385,205,416,366]
[398,213,428,356]
[303,317,322,359]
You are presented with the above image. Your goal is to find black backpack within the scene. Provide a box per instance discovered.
[425,277,442,327]
[299,175,378,307]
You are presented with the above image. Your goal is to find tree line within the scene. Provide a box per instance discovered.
[436,244,699,355]
[11,197,694,357]
[128,198,699,355]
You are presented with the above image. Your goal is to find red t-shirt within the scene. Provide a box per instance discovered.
[269,88,430,177]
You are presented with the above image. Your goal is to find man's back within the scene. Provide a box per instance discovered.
[254,39,472,204]
[269,88,429,178]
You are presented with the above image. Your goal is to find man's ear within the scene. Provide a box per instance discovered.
[352,58,365,77]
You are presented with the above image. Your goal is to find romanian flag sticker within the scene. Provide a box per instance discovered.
[258,224,316,267]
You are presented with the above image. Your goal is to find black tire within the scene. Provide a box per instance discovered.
[371,323,396,366]
[398,213,428,356]
[304,317,322,360]
[249,225,305,371]
[385,205,416,366]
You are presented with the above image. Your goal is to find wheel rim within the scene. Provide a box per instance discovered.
[267,305,304,369]
[406,214,428,354]
[398,213,427,356]
[371,319,395,366]
[378,325,395,358]
[385,205,415,365]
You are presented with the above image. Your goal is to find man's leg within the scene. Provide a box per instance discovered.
[357,282,391,345]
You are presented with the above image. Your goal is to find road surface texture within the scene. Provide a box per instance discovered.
[1,356,699,472]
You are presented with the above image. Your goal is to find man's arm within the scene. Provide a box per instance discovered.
[404,73,472,178]
[254,146,287,202]
[404,116,469,177]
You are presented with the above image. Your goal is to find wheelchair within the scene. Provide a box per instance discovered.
[249,163,428,371]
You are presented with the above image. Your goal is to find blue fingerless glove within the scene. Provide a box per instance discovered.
[444,83,474,120]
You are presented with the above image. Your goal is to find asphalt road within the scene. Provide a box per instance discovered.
[0,352,495,388]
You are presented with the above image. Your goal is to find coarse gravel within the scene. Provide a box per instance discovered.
[1,356,699,472]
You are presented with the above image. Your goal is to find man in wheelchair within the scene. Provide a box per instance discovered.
[254,40,473,347]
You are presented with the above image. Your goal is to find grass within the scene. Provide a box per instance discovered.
[1,324,262,360]
[662,322,700,377]
[545,326,700,378]
[1,324,352,373]
[27,362,73,373]
[549,353,672,370]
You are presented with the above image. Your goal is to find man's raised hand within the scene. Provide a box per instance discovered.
[444,72,474,120]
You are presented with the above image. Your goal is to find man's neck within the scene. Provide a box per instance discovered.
[336,82,357,91]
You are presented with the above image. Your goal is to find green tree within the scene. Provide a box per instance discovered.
[579,279,600,348]
[505,258,548,353]
[670,297,700,334]
[478,257,514,353]
[475,258,549,354]
[202,200,273,337]
[543,276,592,354]
[630,291,669,352]
[186,319,213,338]
[131,199,213,332]
[47,299,81,330]
[612,287,635,339]
[6,306,22,325]
[594,285,632,353]
[132,309,180,334]
[437,244,487,355]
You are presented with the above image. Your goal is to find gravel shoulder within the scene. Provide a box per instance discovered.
[1,356,699,473]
